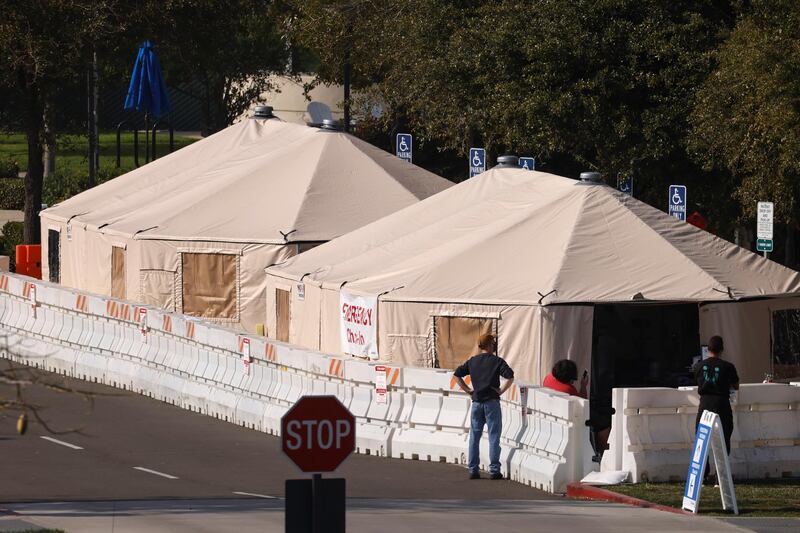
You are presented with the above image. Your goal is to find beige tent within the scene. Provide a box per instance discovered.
[265,165,800,386]
[40,115,452,333]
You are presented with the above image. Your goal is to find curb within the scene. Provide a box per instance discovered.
[566,482,691,515]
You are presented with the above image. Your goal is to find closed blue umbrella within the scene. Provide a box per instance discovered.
[124,40,171,117]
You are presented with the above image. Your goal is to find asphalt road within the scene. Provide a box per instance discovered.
[0,363,552,503]
[0,362,766,532]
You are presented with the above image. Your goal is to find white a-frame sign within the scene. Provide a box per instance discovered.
[682,410,738,514]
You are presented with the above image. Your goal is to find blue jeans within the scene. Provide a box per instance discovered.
[468,399,502,474]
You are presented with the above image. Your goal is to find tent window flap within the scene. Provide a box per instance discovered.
[111,246,126,299]
[182,252,237,319]
[48,229,60,283]
[433,316,497,370]
[276,288,291,342]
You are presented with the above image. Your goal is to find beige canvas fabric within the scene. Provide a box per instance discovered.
[433,316,495,369]
[181,252,238,319]
[111,246,126,299]
[269,167,800,302]
[266,166,800,383]
[700,296,800,381]
[40,118,451,332]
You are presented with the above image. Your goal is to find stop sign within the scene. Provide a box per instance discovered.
[281,395,356,472]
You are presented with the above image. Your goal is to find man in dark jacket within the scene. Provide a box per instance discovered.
[693,335,739,483]
[453,333,515,480]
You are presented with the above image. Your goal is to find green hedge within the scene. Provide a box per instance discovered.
[0,158,19,179]
[0,178,24,210]
[0,220,23,271]
[0,166,126,211]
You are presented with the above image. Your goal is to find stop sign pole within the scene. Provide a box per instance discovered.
[282,395,355,533]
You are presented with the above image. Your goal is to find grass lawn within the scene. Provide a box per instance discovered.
[0,131,198,175]
[608,479,800,517]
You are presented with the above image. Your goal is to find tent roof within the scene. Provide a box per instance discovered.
[42,119,452,244]
[266,167,800,304]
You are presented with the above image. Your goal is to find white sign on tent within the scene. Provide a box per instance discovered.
[340,291,379,359]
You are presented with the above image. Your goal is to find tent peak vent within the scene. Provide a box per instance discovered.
[251,105,276,119]
[320,119,342,131]
[494,155,519,168]
[578,171,603,185]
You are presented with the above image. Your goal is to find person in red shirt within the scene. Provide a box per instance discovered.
[543,359,588,398]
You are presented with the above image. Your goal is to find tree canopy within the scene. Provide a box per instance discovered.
[288,0,737,209]
[690,0,800,225]
[7,0,800,266]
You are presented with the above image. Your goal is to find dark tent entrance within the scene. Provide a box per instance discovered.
[588,303,701,455]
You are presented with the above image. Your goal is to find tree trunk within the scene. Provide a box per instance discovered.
[87,46,99,186]
[735,225,754,251]
[785,222,797,269]
[200,75,212,137]
[21,74,44,245]
[42,98,56,179]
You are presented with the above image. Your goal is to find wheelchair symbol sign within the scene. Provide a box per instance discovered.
[396,133,413,163]
[469,148,486,178]
[518,157,535,171]
[617,175,633,196]
[669,185,687,221]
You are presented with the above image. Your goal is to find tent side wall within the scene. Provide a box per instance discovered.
[377,301,592,383]
[42,216,294,333]
[290,282,322,349]
[137,239,294,333]
[264,270,313,343]
[41,216,126,296]
[700,296,800,382]
[265,279,595,385]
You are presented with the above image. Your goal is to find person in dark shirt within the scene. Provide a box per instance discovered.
[453,333,515,480]
[692,335,739,482]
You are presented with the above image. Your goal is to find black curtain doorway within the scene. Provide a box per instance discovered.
[589,303,701,434]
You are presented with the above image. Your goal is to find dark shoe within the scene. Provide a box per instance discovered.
[490,472,504,480]
[469,471,480,480]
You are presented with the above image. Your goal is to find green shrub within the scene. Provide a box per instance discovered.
[0,220,23,271]
[0,177,25,210]
[0,158,20,179]
[43,169,89,206]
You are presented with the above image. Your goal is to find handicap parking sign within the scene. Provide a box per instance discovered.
[669,185,687,221]
[396,133,412,163]
[618,175,633,196]
[518,157,535,171]
[469,148,486,178]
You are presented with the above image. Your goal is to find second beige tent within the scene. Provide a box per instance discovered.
[265,165,800,384]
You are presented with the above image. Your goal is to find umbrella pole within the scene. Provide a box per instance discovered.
[144,111,150,163]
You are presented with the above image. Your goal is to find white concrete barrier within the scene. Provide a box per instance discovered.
[0,272,590,493]
[602,385,800,481]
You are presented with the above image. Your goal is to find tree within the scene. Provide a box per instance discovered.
[0,1,130,244]
[146,1,290,134]
[690,0,800,263]
[288,1,738,219]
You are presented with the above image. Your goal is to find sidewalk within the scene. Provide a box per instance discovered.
[2,498,753,533]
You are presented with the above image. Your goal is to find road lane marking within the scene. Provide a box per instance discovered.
[40,436,83,450]
[232,491,277,499]
[133,467,179,480]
